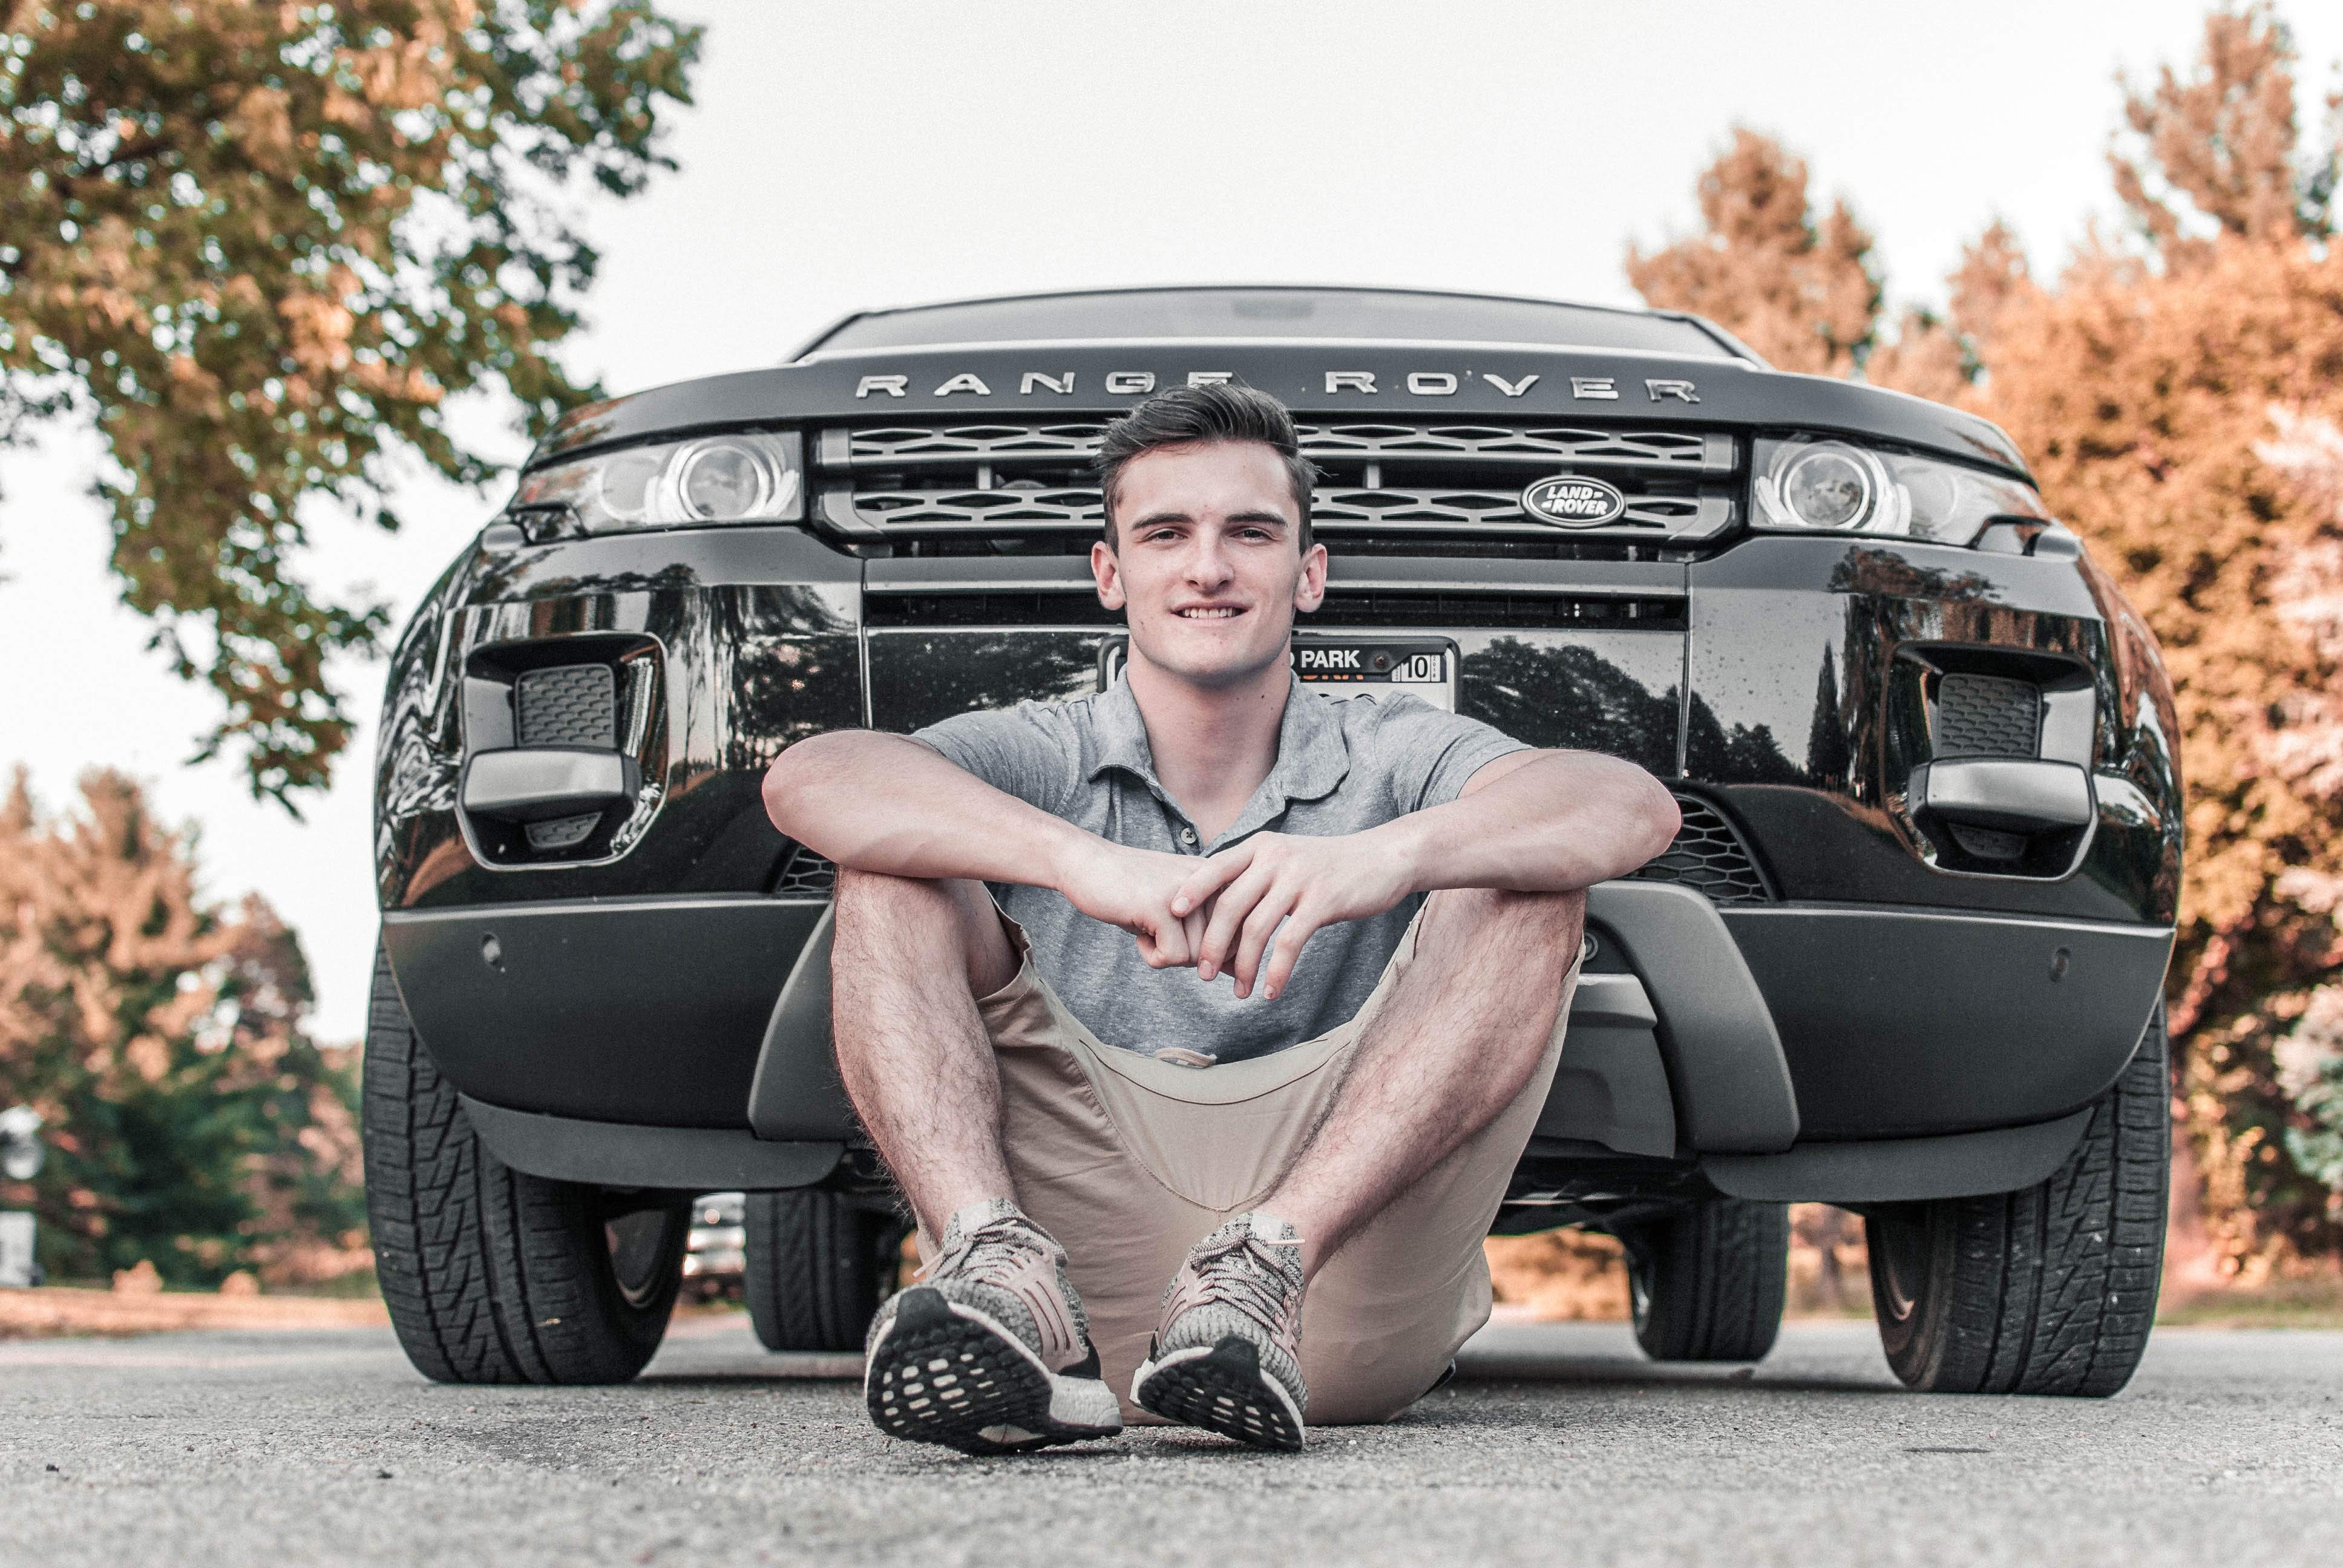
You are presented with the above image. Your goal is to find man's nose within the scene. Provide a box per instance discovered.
[1182,536,1234,585]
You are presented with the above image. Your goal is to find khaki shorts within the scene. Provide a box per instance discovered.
[959,901,1578,1426]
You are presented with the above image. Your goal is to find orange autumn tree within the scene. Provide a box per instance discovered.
[1625,126,1883,377]
[1631,5,2343,1265]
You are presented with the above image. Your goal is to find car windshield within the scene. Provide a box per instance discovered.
[802,288,1735,359]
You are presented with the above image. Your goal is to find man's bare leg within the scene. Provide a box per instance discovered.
[836,869,1124,1453]
[829,867,1021,1236]
[1131,886,1580,1448]
[1261,885,1584,1278]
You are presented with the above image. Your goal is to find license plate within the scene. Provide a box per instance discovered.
[1098,636,1458,712]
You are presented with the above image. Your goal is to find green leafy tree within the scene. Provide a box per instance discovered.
[0,768,368,1286]
[0,1,700,803]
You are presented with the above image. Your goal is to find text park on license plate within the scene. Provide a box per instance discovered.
[1098,636,1457,713]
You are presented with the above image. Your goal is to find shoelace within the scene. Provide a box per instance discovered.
[921,1216,1055,1289]
[1187,1229,1303,1339]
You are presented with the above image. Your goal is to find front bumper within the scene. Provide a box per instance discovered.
[381,883,2171,1201]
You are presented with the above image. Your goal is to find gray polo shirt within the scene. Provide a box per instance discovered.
[913,675,1528,1065]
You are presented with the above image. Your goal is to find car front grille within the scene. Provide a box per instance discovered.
[1635,794,1772,906]
[767,791,1769,906]
[814,420,1741,555]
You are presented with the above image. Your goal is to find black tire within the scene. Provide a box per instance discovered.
[361,945,690,1385]
[742,1189,892,1351]
[1622,1200,1790,1362]
[1864,1005,2169,1397]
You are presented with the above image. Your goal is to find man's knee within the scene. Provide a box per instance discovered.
[833,868,1015,995]
[1420,884,1584,957]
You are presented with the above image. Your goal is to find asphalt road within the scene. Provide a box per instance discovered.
[5,1315,2338,1567]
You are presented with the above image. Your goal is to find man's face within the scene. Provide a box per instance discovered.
[1092,440,1328,690]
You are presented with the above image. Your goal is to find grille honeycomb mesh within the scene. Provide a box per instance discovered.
[1295,423,1719,467]
[775,846,839,897]
[842,485,1722,534]
[515,663,616,749]
[823,421,1740,546]
[1626,794,1771,906]
[775,794,1767,906]
[839,422,1724,469]
[846,423,1108,462]
[1935,673,2040,758]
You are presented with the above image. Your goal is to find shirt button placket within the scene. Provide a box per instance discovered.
[1178,825,1198,851]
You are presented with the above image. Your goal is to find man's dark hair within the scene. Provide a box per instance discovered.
[1094,383,1318,552]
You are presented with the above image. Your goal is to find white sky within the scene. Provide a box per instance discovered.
[4,0,2338,1043]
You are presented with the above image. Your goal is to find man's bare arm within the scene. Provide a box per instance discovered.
[762,731,1211,968]
[762,731,1089,886]
[1378,747,1680,895]
[1174,749,1679,999]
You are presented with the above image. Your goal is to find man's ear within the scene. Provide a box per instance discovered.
[1293,541,1329,614]
[1092,539,1126,610]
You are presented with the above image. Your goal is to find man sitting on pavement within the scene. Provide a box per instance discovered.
[763,382,1678,1453]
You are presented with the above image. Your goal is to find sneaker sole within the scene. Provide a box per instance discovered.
[1132,1336,1305,1451]
[865,1287,1122,1455]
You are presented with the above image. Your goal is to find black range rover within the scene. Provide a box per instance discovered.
[363,286,2180,1396]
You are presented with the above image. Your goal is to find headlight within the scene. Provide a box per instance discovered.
[510,431,803,535]
[1753,435,2046,546]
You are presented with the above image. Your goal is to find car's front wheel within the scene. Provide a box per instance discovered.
[362,946,690,1384]
[1619,1198,1789,1362]
[1864,1005,2170,1397]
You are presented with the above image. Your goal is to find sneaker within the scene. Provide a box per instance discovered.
[863,1199,1122,1455]
[1132,1211,1308,1451]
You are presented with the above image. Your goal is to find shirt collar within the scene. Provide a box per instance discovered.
[1088,672,1352,826]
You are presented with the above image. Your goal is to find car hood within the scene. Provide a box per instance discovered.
[534,339,2029,479]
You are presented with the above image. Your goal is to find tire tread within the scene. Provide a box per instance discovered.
[361,944,683,1385]
[1870,1006,2169,1397]
[744,1189,883,1353]
[1631,1199,1789,1362]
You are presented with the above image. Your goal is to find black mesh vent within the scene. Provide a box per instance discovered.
[1935,673,2040,758]
[516,663,616,749]
[1625,794,1771,906]
[775,846,839,897]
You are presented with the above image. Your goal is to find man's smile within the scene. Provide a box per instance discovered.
[1173,604,1248,620]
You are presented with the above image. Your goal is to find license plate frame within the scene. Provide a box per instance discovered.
[1097,634,1460,712]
